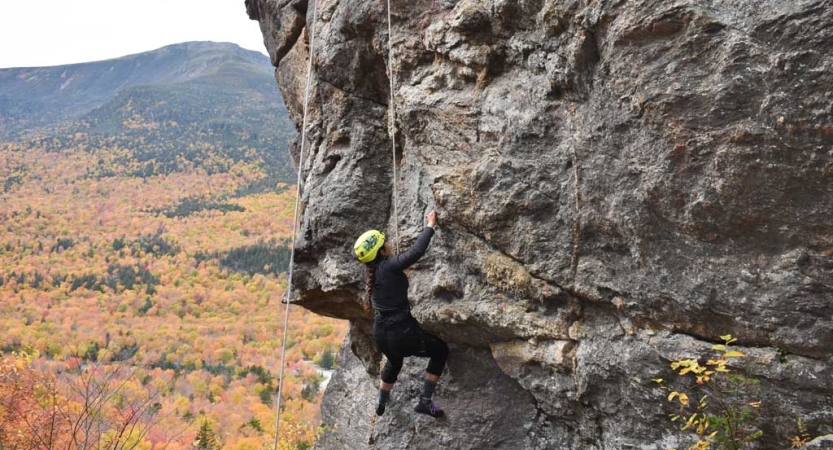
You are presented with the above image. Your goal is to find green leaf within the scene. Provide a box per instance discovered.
[720,334,737,344]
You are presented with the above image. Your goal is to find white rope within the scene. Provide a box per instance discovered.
[273,2,398,447]
[366,3,399,447]
[386,0,400,253]
[273,0,319,448]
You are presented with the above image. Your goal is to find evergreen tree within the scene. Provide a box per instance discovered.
[83,341,100,362]
[301,384,316,402]
[319,348,336,370]
[259,387,273,406]
[194,419,220,450]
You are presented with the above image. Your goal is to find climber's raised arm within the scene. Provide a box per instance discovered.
[388,209,437,271]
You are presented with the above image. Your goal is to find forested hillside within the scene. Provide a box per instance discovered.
[0,43,347,449]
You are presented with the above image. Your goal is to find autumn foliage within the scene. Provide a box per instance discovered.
[653,335,764,450]
[1,352,188,449]
[0,140,347,449]
[0,353,59,450]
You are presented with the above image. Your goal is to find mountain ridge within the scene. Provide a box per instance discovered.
[0,41,276,139]
[0,41,269,71]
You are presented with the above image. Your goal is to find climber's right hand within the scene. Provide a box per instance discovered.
[427,209,437,228]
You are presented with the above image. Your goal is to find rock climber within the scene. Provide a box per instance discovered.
[354,209,448,419]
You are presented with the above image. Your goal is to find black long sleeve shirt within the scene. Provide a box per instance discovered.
[371,227,435,314]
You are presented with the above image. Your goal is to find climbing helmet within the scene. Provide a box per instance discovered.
[354,230,385,263]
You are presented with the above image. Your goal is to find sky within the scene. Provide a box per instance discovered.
[0,0,267,69]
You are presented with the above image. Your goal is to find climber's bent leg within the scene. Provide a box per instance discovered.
[381,355,404,384]
[423,333,449,378]
[414,377,445,418]
[378,356,403,416]
[414,334,448,419]
[377,384,392,416]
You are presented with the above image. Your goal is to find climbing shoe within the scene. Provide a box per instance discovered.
[376,389,391,416]
[414,398,444,418]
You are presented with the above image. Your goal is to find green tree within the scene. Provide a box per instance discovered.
[318,348,336,370]
[301,384,316,402]
[259,386,273,406]
[245,418,263,433]
[83,341,100,362]
[194,419,221,450]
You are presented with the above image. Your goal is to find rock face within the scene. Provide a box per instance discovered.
[247,0,833,448]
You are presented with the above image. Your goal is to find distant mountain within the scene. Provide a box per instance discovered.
[0,42,296,187]
[0,42,275,135]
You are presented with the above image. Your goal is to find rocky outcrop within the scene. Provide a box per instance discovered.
[247,0,833,447]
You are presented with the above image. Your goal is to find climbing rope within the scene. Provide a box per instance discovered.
[272,1,400,447]
[273,0,320,448]
[386,0,400,253]
[366,2,400,447]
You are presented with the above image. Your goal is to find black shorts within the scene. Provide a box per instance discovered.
[372,311,448,383]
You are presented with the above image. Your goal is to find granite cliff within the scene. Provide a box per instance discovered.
[247,0,833,448]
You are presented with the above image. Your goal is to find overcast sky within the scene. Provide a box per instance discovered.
[0,0,266,69]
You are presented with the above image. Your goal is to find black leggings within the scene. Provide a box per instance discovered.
[373,312,449,384]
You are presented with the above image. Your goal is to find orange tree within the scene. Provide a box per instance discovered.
[0,352,68,449]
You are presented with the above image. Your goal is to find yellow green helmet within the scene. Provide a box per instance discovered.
[354,230,385,263]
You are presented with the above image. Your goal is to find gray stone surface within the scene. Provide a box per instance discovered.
[247,0,833,447]
[808,435,833,449]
